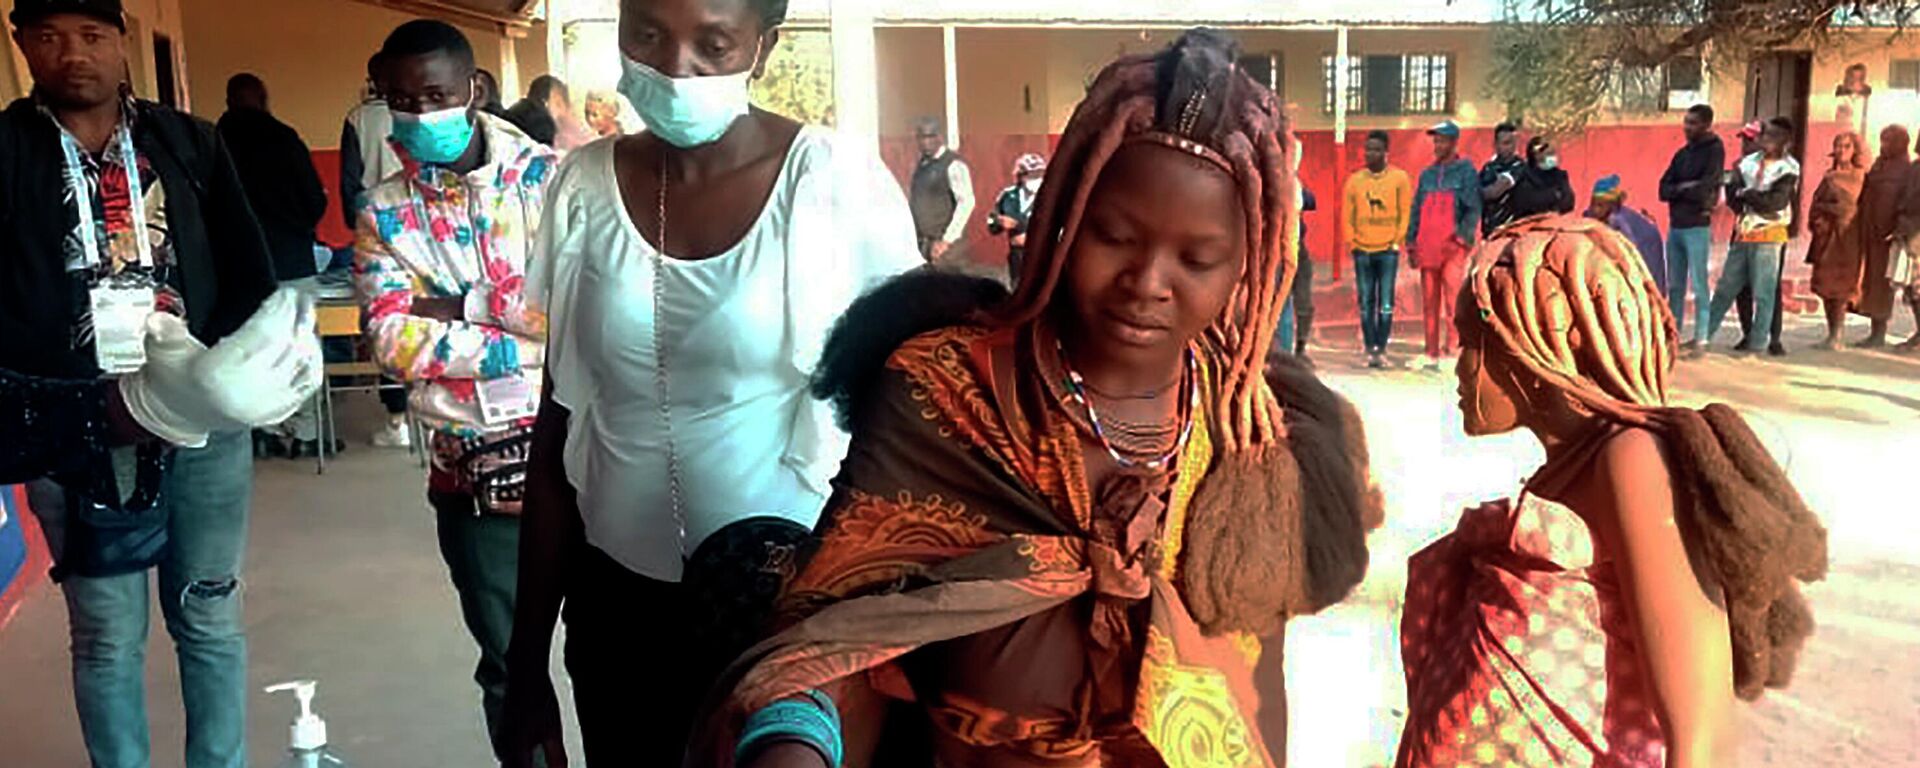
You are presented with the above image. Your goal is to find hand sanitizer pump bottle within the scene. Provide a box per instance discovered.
[267,680,351,768]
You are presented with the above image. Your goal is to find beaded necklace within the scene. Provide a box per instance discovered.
[1057,341,1198,471]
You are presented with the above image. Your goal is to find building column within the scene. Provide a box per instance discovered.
[500,29,523,107]
[1332,25,1350,142]
[830,0,881,150]
[1330,25,1350,282]
[943,25,960,151]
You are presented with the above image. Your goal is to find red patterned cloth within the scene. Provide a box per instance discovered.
[1396,493,1666,767]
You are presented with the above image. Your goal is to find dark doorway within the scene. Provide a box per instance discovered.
[152,34,178,109]
[1745,51,1811,233]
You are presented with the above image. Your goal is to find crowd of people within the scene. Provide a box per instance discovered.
[0,0,1843,766]
[1314,104,1920,373]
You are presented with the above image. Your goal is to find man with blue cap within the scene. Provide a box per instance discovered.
[1407,119,1482,370]
[1587,174,1668,294]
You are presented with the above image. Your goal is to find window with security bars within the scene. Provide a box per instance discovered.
[1239,52,1284,99]
[1401,54,1452,114]
[1323,54,1452,115]
[1893,59,1920,91]
[1666,56,1706,110]
[1612,65,1667,113]
[1321,55,1364,114]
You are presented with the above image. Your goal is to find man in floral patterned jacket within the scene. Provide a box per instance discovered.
[351,19,554,744]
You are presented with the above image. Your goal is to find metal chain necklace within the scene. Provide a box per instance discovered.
[1057,342,1198,471]
[652,150,689,561]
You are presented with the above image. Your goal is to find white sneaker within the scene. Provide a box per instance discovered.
[371,419,411,449]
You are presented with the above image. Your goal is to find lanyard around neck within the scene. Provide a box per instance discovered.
[58,121,152,272]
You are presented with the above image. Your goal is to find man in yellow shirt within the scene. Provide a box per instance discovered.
[1343,130,1413,368]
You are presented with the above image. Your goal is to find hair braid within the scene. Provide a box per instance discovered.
[1465,215,1828,704]
[996,28,1300,451]
[1466,215,1677,423]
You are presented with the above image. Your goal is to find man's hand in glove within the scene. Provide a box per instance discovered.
[118,288,324,447]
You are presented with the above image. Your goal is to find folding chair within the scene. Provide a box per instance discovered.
[313,301,417,474]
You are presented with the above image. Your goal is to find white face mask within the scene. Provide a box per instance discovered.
[1539,155,1560,171]
[617,52,756,148]
[1022,178,1042,194]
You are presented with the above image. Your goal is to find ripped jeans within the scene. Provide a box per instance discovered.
[29,429,252,768]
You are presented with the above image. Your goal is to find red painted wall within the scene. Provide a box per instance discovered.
[311,149,356,250]
[880,121,1839,276]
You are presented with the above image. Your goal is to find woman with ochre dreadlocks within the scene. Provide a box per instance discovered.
[692,29,1382,768]
[1395,216,1827,766]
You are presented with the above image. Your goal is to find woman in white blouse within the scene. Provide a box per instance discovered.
[495,0,922,765]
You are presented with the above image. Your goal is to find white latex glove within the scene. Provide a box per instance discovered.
[119,288,323,447]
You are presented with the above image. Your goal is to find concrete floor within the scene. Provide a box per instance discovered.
[0,395,584,767]
[1,312,1916,766]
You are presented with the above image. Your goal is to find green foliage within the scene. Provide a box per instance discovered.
[1487,0,1920,134]
[752,30,836,126]
[1485,20,1615,136]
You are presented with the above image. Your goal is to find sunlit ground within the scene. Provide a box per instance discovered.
[1283,311,1920,766]
[0,289,1912,764]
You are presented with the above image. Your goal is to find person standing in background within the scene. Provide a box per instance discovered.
[1805,132,1867,350]
[352,20,557,749]
[583,90,623,138]
[475,69,510,119]
[1479,121,1525,235]
[1889,140,1920,350]
[339,50,413,448]
[987,152,1044,284]
[1658,104,1725,350]
[340,51,400,232]
[504,74,568,148]
[1407,119,1481,371]
[1276,187,1318,365]
[1708,117,1800,356]
[1345,129,1412,369]
[217,73,331,458]
[1509,135,1575,219]
[3,1,320,766]
[1585,174,1667,295]
[909,117,974,262]
[1727,121,1772,350]
[1854,125,1912,348]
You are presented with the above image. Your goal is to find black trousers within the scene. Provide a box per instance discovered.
[563,519,806,766]
[563,544,711,767]
[1292,250,1316,353]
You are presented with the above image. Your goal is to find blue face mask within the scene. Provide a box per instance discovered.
[390,103,476,165]
[617,53,755,148]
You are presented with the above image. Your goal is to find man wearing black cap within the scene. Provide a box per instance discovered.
[3,2,294,766]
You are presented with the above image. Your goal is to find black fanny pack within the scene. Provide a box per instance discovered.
[682,516,818,654]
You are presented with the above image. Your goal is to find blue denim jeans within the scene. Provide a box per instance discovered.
[1667,227,1713,342]
[29,430,252,768]
[1708,241,1785,351]
[1352,249,1400,352]
[1277,296,1296,354]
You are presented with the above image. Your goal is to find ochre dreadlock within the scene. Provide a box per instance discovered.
[1464,214,1828,701]
[996,28,1301,452]
[1465,215,1677,419]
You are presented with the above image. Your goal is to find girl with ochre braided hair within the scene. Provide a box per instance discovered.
[692,29,1383,768]
[1395,215,1828,767]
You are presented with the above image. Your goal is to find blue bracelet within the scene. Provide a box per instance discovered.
[736,689,843,768]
